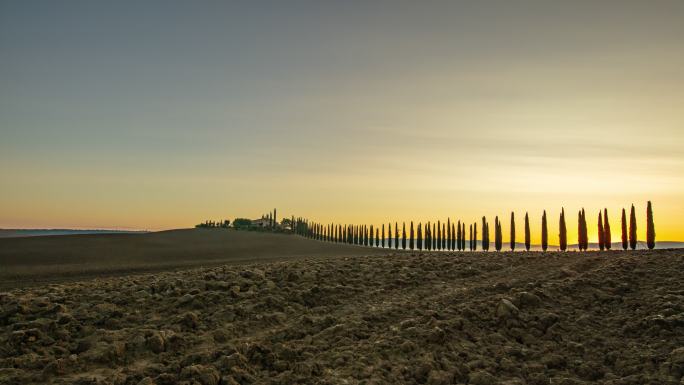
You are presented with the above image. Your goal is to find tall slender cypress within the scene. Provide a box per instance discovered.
[425,222,430,251]
[481,217,486,251]
[559,208,567,251]
[598,211,604,251]
[473,223,477,251]
[369,225,374,247]
[382,224,385,248]
[456,221,461,251]
[510,212,516,251]
[524,212,531,251]
[395,222,399,250]
[410,222,415,250]
[469,224,473,251]
[541,210,548,252]
[376,228,380,247]
[462,223,466,251]
[442,223,446,250]
[432,223,436,250]
[451,222,456,251]
[647,201,655,250]
[494,216,502,251]
[447,218,451,251]
[621,208,628,250]
[388,223,392,249]
[417,223,423,251]
[436,221,441,251]
[603,208,611,250]
[629,204,637,250]
[402,222,407,250]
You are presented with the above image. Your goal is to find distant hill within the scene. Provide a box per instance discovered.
[0,229,149,239]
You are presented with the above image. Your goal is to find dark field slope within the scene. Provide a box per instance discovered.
[0,229,385,288]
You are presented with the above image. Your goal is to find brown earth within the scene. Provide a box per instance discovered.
[0,229,388,289]
[0,237,683,384]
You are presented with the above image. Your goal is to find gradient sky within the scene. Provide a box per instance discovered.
[1,1,683,244]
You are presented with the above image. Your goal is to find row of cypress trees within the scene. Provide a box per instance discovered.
[293,201,655,251]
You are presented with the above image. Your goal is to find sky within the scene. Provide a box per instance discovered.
[1,1,683,244]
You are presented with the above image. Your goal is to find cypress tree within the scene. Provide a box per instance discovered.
[410,221,415,250]
[369,225,374,247]
[447,218,451,251]
[559,208,567,251]
[388,223,392,249]
[382,224,385,248]
[417,223,423,251]
[598,211,604,251]
[510,212,516,251]
[462,223,466,251]
[395,222,399,250]
[495,216,502,252]
[437,221,441,251]
[451,223,456,251]
[629,204,637,250]
[524,212,531,251]
[402,222,407,250]
[481,218,486,251]
[541,210,548,252]
[456,221,461,251]
[621,208,628,250]
[647,201,655,250]
[603,208,611,250]
[376,228,380,247]
[473,223,477,251]
[469,224,473,251]
[442,223,446,250]
[432,223,436,250]
[425,222,430,251]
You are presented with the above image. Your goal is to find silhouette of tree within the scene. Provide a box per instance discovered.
[432,223,436,250]
[402,222,407,250]
[425,222,430,251]
[462,223,466,251]
[442,222,446,250]
[395,222,399,250]
[437,221,442,250]
[578,208,588,251]
[369,225,374,247]
[481,217,486,251]
[410,221,415,250]
[510,212,516,251]
[451,222,456,251]
[388,223,392,248]
[417,223,423,251]
[494,216,501,251]
[469,224,473,251]
[376,228,380,247]
[647,201,655,250]
[621,208,628,250]
[598,211,605,251]
[524,212,531,251]
[447,218,451,251]
[473,223,477,251]
[603,208,611,250]
[541,210,548,252]
[559,208,567,252]
[629,204,637,250]
[382,224,385,248]
[455,221,460,251]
